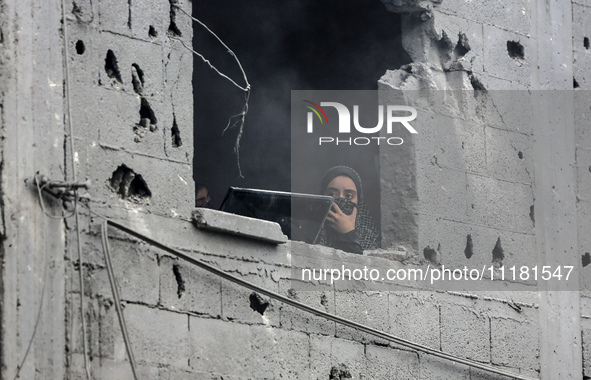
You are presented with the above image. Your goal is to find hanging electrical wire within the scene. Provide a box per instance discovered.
[172,4,251,177]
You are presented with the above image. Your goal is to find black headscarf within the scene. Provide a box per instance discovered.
[316,166,381,251]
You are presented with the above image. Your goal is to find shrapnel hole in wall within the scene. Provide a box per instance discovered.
[149,25,158,38]
[134,98,158,141]
[454,33,470,58]
[172,264,185,298]
[507,40,525,60]
[172,116,182,147]
[583,252,591,268]
[75,40,85,55]
[492,237,504,268]
[330,364,352,380]
[131,63,145,94]
[423,245,440,265]
[168,0,182,37]
[585,37,590,50]
[574,78,580,89]
[109,164,152,202]
[464,234,474,259]
[249,292,269,315]
[105,49,123,84]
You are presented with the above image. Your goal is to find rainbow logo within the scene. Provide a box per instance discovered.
[303,100,328,124]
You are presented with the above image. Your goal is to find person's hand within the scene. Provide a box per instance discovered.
[325,202,357,234]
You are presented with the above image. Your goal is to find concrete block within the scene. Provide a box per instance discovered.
[573,3,591,54]
[440,304,490,361]
[65,26,102,89]
[92,358,160,380]
[130,0,170,42]
[278,279,336,336]
[309,335,367,380]
[163,41,194,163]
[480,91,534,135]
[159,256,222,316]
[485,127,532,184]
[417,165,468,222]
[76,143,195,218]
[574,0,591,7]
[574,51,591,90]
[465,174,520,231]
[575,94,591,146]
[473,73,530,90]
[490,318,539,371]
[188,317,252,377]
[389,293,440,349]
[334,291,389,343]
[437,0,530,35]
[88,237,160,305]
[432,12,484,73]
[97,33,166,96]
[221,269,280,326]
[419,352,470,380]
[124,304,189,368]
[366,345,420,380]
[99,0,131,36]
[483,25,531,85]
[249,326,310,379]
[583,320,591,377]
[192,208,287,244]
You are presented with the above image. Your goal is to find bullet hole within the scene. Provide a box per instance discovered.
[464,234,474,259]
[492,237,504,268]
[583,253,591,268]
[320,293,329,307]
[249,292,269,315]
[507,40,524,60]
[172,264,185,298]
[588,166,591,173]
[330,364,352,380]
[171,117,182,147]
[423,245,440,266]
[454,33,471,57]
[585,37,590,50]
[574,78,580,89]
[135,98,158,140]
[131,63,145,94]
[109,164,152,202]
[530,205,535,226]
[287,288,297,299]
[518,151,523,159]
[75,40,85,55]
[105,50,122,83]
[149,25,158,38]
[168,0,182,37]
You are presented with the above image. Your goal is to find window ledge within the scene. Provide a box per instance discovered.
[191,208,288,244]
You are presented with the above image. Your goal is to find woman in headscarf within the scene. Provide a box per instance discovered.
[315,166,381,254]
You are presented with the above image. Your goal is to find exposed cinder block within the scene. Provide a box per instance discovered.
[124,304,189,368]
[417,165,468,221]
[278,279,336,336]
[334,291,389,343]
[365,345,420,380]
[436,0,530,36]
[159,256,222,316]
[389,293,441,349]
[465,173,523,231]
[188,317,252,377]
[485,127,532,184]
[220,265,280,326]
[483,25,531,85]
[473,73,530,90]
[490,318,539,371]
[250,326,310,379]
[574,51,591,90]
[575,94,591,146]
[88,237,160,305]
[573,3,591,54]
[309,335,367,380]
[419,352,471,380]
[92,358,160,380]
[482,91,534,136]
[582,320,591,377]
[130,0,170,42]
[432,12,484,73]
[76,143,195,218]
[440,304,490,361]
[98,0,131,35]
